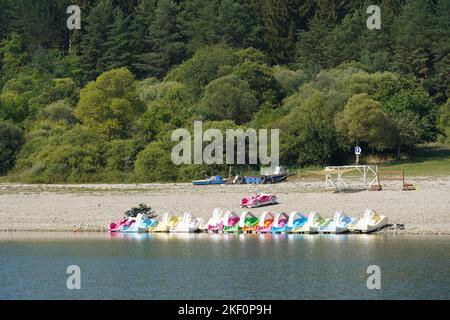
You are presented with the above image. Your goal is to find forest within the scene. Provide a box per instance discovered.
[0,0,449,183]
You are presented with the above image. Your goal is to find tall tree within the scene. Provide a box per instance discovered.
[0,0,13,41]
[103,7,132,70]
[79,0,114,82]
[8,0,69,51]
[142,0,186,78]
[0,32,27,86]
[130,0,158,78]
[250,0,300,64]
[180,0,220,54]
[216,0,262,48]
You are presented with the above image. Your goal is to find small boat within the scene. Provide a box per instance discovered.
[121,213,156,233]
[240,193,277,208]
[241,211,260,233]
[222,211,241,233]
[151,212,181,232]
[206,208,225,233]
[349,209,388,233]
[223,211,257,233]
[318,211,358,234]
[255,212,275,233]
[170,212,200,233]
[292,212,328,234]
[138,216,158,233]
[108,218,131,232]
[273,211,308,233]
[270,212,289,233]
[192,175,225,185]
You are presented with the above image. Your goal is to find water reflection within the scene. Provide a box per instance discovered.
[103,231,381,245]
[1,232,449,299]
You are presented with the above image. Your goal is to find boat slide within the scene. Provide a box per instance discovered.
[241,211,260,233]
[206,208,225,233]
[349,209,388,233]
[171,212,200,233]
[270,212,289,233]
[318,211,357,234]
[120,213,157,233]
[221,211,241,233]
[224,211,258,233]
[151,212,181,232]
[272,211,308,233]
[255,211,275,233]
[292,212,328,234]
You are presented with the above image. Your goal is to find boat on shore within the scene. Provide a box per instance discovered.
[292,212,328,234]
[222,211,241,233]
[151,212,181,232]
[171,212,200,233]
[318,211,357,234]
[192,176,225,186]
[349,209,388,233]
[241,211,260,233]
[206,208,225,233]
[255,212,275,233]
[270,212,289,233]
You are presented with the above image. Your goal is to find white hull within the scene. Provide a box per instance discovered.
[349,209,388,233]
[292,225,318,234]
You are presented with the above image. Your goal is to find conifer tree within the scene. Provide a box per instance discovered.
[79,0,114,82]
[143,0,186,78]
[103,7,132,70]
[130,0,158,78]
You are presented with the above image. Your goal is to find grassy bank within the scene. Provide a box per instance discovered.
[1,144,449,184]
[294,143,450,179]
[380,144,450,176]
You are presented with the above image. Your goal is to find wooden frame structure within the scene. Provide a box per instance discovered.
[325,165,379,191]
[377,170,416,191]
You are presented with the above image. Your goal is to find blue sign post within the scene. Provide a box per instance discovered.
[355,146,362,165]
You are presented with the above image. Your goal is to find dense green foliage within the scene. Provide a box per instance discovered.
[0,0,449,182]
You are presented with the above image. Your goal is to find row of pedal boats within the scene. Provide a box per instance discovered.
[108,208,388,234]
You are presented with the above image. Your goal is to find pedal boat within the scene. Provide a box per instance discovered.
[221,211,241,233]
[348,209,388,233]
[170,212,200,233]
[318,211,357,234]
[270,212,289,233]
[292,212,328,234]
[255,211,275,233]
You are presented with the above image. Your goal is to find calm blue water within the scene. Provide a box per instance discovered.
[0,232,449,300]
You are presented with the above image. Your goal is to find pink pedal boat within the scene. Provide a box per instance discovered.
[221,211,241,233]
[108,218,134,232]
[270,212,289,232]
[207,208,225,233]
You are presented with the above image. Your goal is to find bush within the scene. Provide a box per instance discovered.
[197,75,258,124]
[106,139,141,172]
[39,100,77,124]
[41,144,105,183]
[75,68,143,138]
[0,120,24,175]
[166,45,239,97]
[134,141,178,182]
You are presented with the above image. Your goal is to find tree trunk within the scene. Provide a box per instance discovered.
[396,145,401,161]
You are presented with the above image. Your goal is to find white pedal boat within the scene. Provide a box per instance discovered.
[292,212,328,233]
[318,211,358,234]
[170,212,200,233]
[349,209,388,233]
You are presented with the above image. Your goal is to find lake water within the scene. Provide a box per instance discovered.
[0,232,449,300]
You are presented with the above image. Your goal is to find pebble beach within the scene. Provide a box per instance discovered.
[0,176,449,235]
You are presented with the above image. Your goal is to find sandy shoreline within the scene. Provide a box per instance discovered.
[1,176,450,235]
